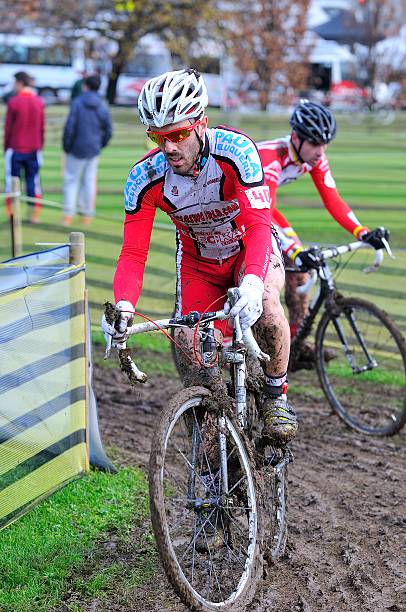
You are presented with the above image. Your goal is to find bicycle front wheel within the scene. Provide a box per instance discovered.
[149,386,262,611]
[316,297,406,435]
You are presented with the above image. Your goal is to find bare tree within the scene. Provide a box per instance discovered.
[101,1,224,103]
[6,1,226,103]
[228,0,311,110]
[354,0,406,93]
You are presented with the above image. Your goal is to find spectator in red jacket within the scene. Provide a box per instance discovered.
[4,71,45,224]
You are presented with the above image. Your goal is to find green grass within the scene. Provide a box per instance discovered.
[324,362,405,386]
[0,467,153,612]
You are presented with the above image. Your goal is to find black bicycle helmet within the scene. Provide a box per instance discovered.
[290,99,337,144]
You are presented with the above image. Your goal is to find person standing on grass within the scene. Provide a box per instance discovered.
[4,71,45,224]
[62,74,112,226]
[258,99,390,367]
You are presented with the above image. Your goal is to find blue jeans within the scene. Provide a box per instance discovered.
[5,149,42,204]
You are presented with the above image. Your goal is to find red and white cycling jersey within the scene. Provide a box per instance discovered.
[257,136,368,257]
[114,126,272,306]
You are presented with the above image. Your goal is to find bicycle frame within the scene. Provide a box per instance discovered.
[291,260,336,349]
[290,241,390,373]
[196,320,250,498]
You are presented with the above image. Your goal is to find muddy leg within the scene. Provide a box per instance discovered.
[284,259,309,338]
[255,254,290,379]
[172,327,222,388]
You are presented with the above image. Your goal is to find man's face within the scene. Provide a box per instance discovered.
[292,132,327,166]
[148,116,208,176]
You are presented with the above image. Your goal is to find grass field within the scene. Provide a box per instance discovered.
[1,105,405,331]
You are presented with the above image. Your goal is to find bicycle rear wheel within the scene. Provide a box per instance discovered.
[149,386,263,611]
[261,449,289,562]
[316,297,406,435]
[245,386,289,563]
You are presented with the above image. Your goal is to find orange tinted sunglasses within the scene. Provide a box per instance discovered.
[147,118,201,145]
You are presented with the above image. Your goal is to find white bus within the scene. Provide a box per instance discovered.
[114,35,225,107]
[0,33,85,103]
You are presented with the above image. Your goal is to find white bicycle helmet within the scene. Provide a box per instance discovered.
[138,69,208,128]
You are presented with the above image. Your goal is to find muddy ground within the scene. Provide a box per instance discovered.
[91,353,406,612]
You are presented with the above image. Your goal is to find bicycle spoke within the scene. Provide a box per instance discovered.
[178,508,217,563]
[219,511,247,570]
[223,508,250,539]
[176,447,217,492]
[228,473,247,496]
[153,396,261,608]
[201,525,223,596]
[192,407,218,486]
[168,508,191,535]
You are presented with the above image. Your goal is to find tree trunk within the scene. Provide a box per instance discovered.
[106,34,137,105]
[106,57,125,105]
[259,89,268,111]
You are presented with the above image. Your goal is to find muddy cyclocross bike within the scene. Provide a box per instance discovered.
[288,238,406,436]
[103,289,292,611]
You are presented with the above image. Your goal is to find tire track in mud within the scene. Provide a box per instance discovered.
[94,362,406,612]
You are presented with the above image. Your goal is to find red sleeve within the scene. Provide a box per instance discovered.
[4,101,14,151]
[258,145,289,230]
[215,143,272,281]
[40,100,45,149]
[272,207,290,229]
[310,157,368,237]
[113,187,158,306]
[235,182,272,280]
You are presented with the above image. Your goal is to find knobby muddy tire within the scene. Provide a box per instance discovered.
[265,463,288,562]
[149,386,264,611]
[244,388,288,563]
[315,297,406,436]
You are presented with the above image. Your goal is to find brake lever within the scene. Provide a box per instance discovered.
[382,237,395,260]
[104,334,112,360]
[227,287,243,342]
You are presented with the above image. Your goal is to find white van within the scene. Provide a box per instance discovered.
[114,35,225,107]
[0,32,85,102]
[115,35,172,105]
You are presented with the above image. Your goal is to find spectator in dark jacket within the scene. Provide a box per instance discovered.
[62,74,112,225]
[4,71,45,224]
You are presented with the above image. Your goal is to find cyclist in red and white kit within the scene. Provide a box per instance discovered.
[102,69,297,445]
[258,99,389,365]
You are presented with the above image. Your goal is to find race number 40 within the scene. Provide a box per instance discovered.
[245,186,271,209]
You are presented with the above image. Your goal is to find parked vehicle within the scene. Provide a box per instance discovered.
[0,32,86,103]
[114,35,224,107]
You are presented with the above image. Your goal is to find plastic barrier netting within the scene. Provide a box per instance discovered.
[0,248,89,529]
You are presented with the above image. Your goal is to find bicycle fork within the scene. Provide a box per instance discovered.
[331,309,378,374]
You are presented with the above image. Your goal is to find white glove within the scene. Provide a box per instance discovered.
[224,274,264,331]
[101,300,134,349]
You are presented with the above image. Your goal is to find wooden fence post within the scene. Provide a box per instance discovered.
[69,231,85,265]
[11,176,22,257]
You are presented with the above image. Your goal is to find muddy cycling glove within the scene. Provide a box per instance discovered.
[101,300,135,349]
[224,274,264,331]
